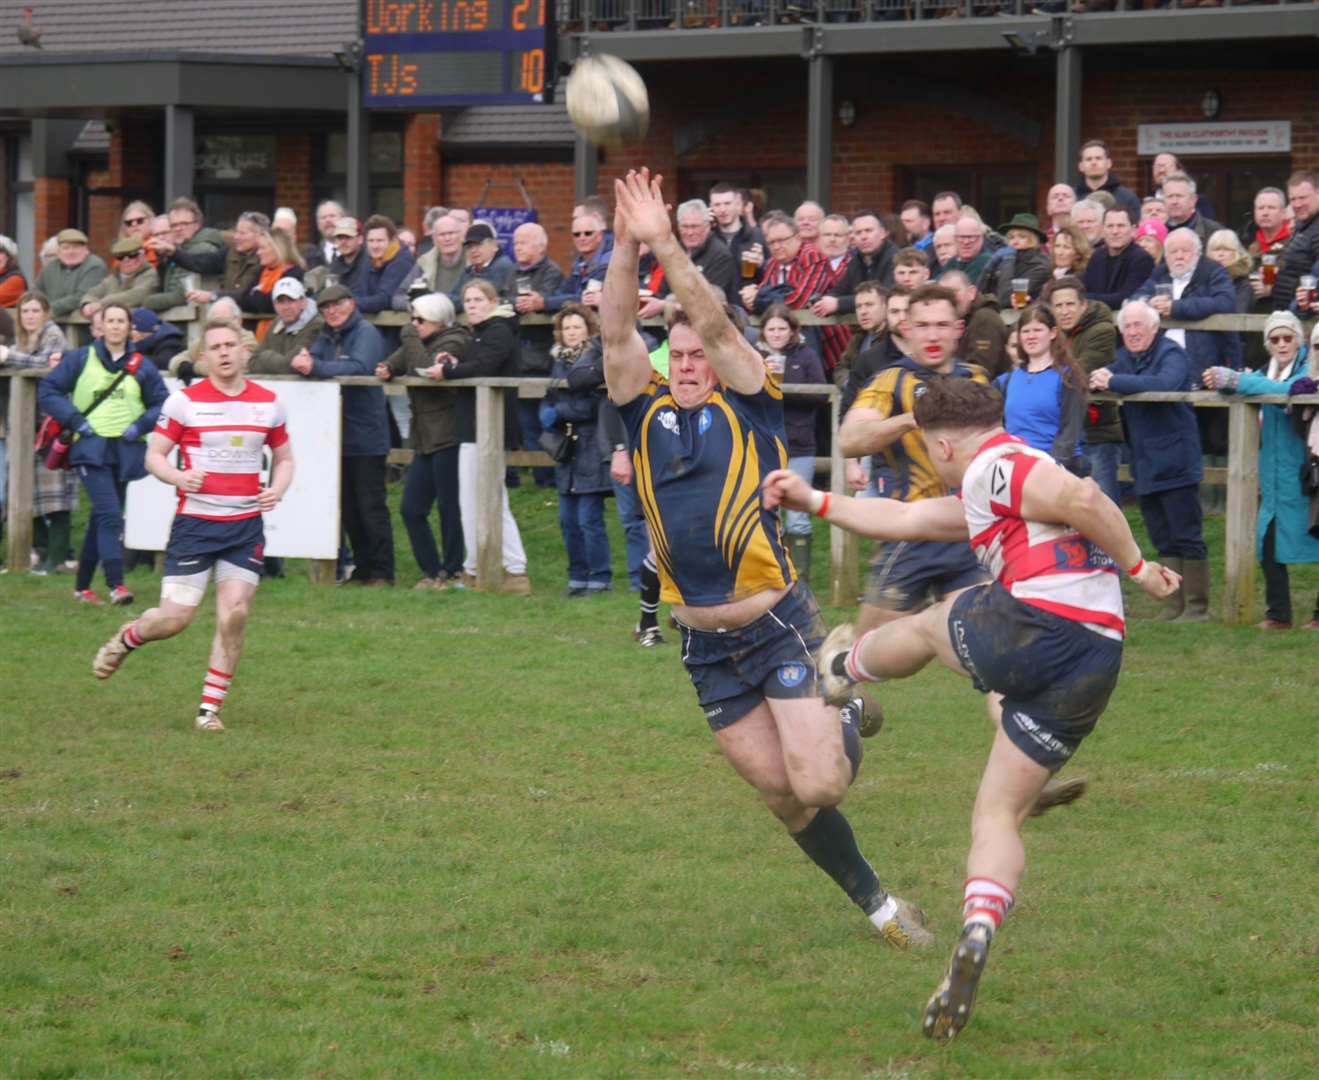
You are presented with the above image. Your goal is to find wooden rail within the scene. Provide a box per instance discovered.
[4,307,1313,622]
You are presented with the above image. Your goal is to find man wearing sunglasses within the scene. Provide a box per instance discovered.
[546,206,612,312]
[80,237,159,320]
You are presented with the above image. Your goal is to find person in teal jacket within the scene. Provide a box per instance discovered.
[1204,310,1319,629]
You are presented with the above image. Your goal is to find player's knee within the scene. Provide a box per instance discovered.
[218,603,250,637]
[789,769,849,810]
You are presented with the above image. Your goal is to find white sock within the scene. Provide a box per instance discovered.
[868,895,898,928]
[845,632,883,684]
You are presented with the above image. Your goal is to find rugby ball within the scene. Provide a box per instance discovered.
[565,54,650,148]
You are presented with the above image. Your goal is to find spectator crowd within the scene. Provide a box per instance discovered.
[2,139,1318,630]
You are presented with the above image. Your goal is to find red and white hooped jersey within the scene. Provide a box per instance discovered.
[155,380,289,521]
[961,433,1125,640]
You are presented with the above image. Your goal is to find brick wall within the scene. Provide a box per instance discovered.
[275,134,314,245]
[443,161,577,269]
[32,177,71,257]
[404,114,443,235]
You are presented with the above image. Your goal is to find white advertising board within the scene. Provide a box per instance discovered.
[1137,121,1291,157]
[125,379,341,559]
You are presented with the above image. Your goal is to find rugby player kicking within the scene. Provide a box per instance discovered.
[763,376,1179,1042]
[93,319,295,732]
[605,168,932,949]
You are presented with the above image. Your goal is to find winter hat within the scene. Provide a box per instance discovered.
[130,308,160,334]
[411,292,455,326]
[1263,309,1302,343]
[1132,220,1168,245]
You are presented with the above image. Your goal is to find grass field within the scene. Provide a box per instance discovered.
[2,488,1317,1079]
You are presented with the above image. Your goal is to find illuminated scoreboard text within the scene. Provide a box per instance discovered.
[363,0,551,107]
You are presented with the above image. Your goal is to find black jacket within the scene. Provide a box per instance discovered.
[716,221,765,285]
[1073,175,1141,223]
[772,341,827,456]
[1083,243,1155,311]
[444,313,520,447]
[829,240,898,313]
[517,257,566,375]
[686,234,738,299]
[546,340,612,495]
[1274,211,1319,311]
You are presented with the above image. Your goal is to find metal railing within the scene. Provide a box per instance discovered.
[4,308,1314,622]
[557,0,1305,31]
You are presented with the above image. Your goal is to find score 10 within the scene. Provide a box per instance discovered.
[366,49,548,99]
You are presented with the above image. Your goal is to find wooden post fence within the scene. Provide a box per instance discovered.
[4,310,1315,624]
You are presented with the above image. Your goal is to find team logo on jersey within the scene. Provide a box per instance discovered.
[990,462,1009,501]
[696,407,712,435]
[777,662,808,688]
[657,409,680,435]
[230,435,245,448]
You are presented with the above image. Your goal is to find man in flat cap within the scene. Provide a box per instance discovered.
[81,236,159,320]
[35,228,109,319]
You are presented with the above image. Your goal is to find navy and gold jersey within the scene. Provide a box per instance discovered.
[852,356,990,503]
[619,375,795,606]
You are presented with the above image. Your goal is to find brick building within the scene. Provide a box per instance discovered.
[0,2,1316,278]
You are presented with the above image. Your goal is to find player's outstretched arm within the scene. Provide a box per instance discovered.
[615,168,764,396]
[837,405,918,458]
[762,468,968,542]
[602,177,654,406]
[1017,461,1181,599]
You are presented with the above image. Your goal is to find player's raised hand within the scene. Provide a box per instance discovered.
[615,168,671,247]
[1134,560,1181,599]
[761,468,812,511]
[177,469,205,494]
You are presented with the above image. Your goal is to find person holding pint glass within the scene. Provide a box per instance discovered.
[37,301,168,606]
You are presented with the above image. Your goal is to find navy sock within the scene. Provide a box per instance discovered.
[638,556,661,631]
[792,807,886,915]
[838,701,863,781]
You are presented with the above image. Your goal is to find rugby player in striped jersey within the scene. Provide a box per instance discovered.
[93,318,295,732]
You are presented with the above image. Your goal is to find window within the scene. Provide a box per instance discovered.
[898,165,1039,229]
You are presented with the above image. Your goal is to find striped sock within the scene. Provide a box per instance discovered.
[638,553,660,632]
[200,668,233,715]
[844,630,882,684]
[122,622,145,650]
[962,877,1015,937]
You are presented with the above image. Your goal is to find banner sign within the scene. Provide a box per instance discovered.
[1138,121,1291,157]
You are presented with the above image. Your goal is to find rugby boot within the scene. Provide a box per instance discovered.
[73,588,103,605]
[633,625,664,647]
[93,622,136,680]
[1171,559,1211,624]
[1153,557,1184,620]
[816,622,858,706]
[848,686,884,739]
[876,896,935,951]
[1027,775,1089,817]
[923,923,992,1043]
[195,707,225,733]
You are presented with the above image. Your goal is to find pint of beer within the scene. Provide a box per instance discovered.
[1301,274,1317,307]
[740,253,758,280]
[1262,253,1278,287]
[1011,278,1030,310]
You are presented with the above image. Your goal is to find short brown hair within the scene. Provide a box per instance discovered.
[912,376,1004,432]
[854,280,887,302]
[895,246,930,269]
[1079,138,1111,158]
[1042,275,1087,303]
[908,283,959,316]
[1288,170,1319,191]
[363,213,397,238]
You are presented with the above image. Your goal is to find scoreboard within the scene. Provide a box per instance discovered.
[363,0,553,108]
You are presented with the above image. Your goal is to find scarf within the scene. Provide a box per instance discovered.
[371,239,401,270]
[1255,222,1291,253]
[255,263,295,341]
